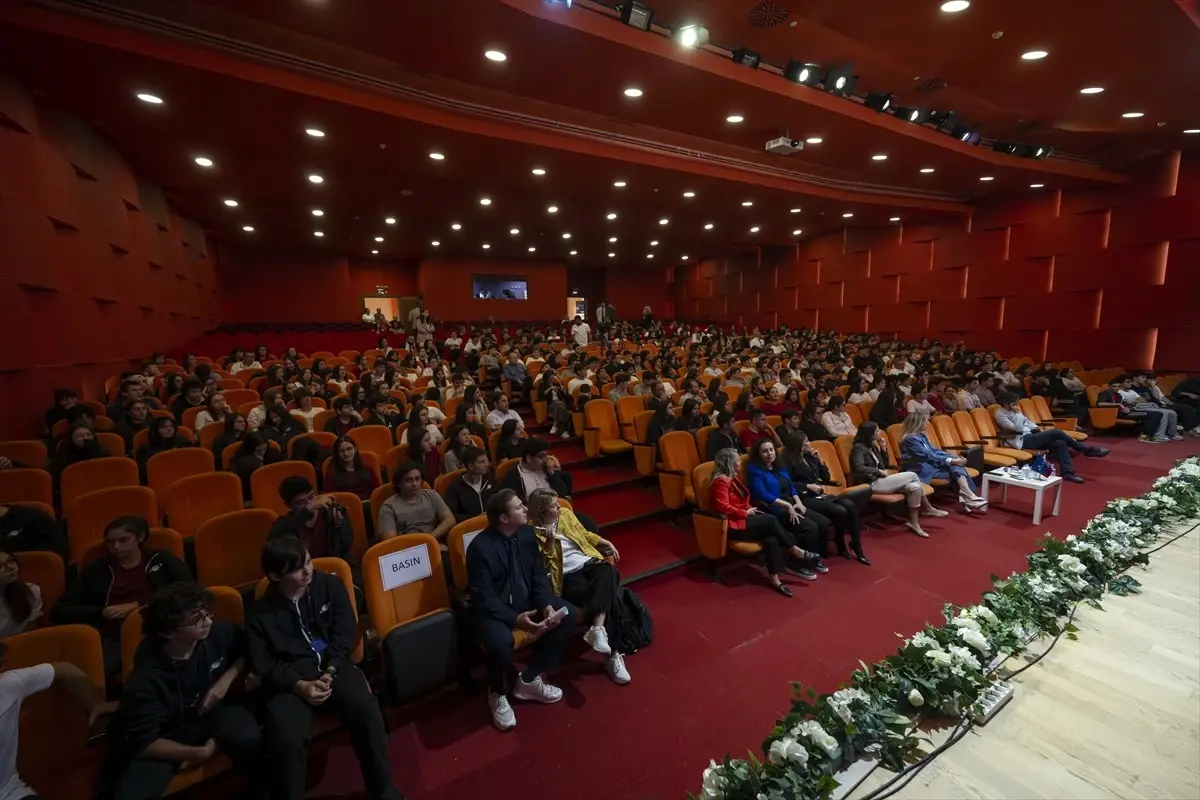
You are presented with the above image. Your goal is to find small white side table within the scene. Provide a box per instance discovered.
[980,471,1063,525]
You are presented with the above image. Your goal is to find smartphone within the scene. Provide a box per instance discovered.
[545,606,568,625]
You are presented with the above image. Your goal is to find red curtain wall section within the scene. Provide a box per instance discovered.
[0,75,219,439]
[419,259,567,322]
[673,151,1200,371]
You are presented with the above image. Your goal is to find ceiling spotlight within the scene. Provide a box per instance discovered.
[451,223,462,230]
[484,50,507,62]
[431,240,441,247]
[889,217,900,222]
[646,254,654,259]
[674,24,709,48]
[1030,183,1045,188]
[623,87,643,98]
[940,0,970,10]
[223,199,238,207]
[951,123,982,145]
[864,92,895,113]
[607,213,618,220]
[482,243,491,249]
[731,47,761,69]
[920,167,935,173]
[194,157,214,168]
[547,205,559,213]
[1185,129,1200,134]
[312,209,324,217]
[790,208,801,213]
[620,1,653,29]
[784,59,821,86]
[242,225,254,232]
[659,218,669,225]
[429,152,445,160]
[792,229,802,236]
[528,246,537,252]
[613,180,627,188]
[806,137,823,144]
[683,191,696,198]
[385,217,396,225]
[609,236,618,242]
[305,128,325,138]
[650,240,659,246]
[136,92,163,104]
[821,64,858,96]
[979,176,994,181]
[895,106,930,124]
[681,255,689,260]
[749,226,760,233]
[927,110,960,131]
[510,228,520,235]
[371,250,379,255]
[609,252,616,258]
[308,174,323,183]
[726,114,745,124]
[1021,50,1048,60]
[742,200,754,207]
[562,232,572,239]
[569,250,578,256]
[374,236,384,242]
[704,223,714,230]
[872,154,888,161]
[1122,111,1145,118]
[531,167,546,176]
[842,212,854,218]
[314,231,324,237]
[1080,86,1104,94]
[479,197,492,206]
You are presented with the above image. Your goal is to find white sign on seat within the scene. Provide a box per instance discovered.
[378,543,433,591]
[462,529,484,553]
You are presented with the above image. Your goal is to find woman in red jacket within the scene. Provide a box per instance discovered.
[709,447,809,597]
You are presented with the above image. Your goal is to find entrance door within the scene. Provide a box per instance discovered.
[363,296,398,321]
[567,297,586,320]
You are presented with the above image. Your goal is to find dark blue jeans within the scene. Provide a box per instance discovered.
[1022,429,1084,475]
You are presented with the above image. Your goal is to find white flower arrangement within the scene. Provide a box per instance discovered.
[791,719,839,757]
[908,631,940,650]
[700,760,728,799]
[827,688,870,725]
[768,736,810,768]
[957,628,991,656]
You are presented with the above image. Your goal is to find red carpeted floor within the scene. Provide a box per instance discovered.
[263,437,1200,800]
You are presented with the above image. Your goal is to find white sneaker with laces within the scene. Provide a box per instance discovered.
[605,653,631,685]
[584,625,612,655]
[560,430,571,439]
[512,673,563,704]
[489,692,516,730]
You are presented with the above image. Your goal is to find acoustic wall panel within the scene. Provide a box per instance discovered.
[902,217,970,243]
[1099,286,1199,329]
[929,298,1002,331]
[933,228,1008,269]
[1016,290,1101,330]
[698,295,727,318]
[686,277,713,299]
[796,281,843,309]
[726,290,759,315]
[845,225,899,254]
[778,259,819,287]
[873,241,933,276]
[963,329,1047,361]
[843,276,899,306]
[1008,212,1108,260]
[743,265,778,293]
[869,302,929,332]
[899,267,966,303]
[697,259,720,279]
[1054,244,1166,292]
[820,305,867,333]
[713,271,741,296]
[967,259,1052,298]
[1155,327,1200,371]
[778,308,818,329]
[1046,329,1156,370]
[759,286,797,313]
[821,250,870,283]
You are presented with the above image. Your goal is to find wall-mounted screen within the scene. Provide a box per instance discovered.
[473,275,527,300]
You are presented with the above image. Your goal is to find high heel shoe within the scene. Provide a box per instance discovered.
[855,554,872,566]
[772,582,794,598]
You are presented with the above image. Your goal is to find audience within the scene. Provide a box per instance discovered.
[849,422,945,537]
[993,392,1108,483]
[377,463,456,546]
[778,433,870,565]
[271,476,357,564]
[898,413,989,512]
[0,550,43,640]
[745,439,827,580]
[444,447,497,522]
[485,392,523,433]
[707,411,740,460]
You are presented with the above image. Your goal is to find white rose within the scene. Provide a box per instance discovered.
[781,738,809,767]
[701,761,727,799]
[952,616,982,632]
[926,649,953,668]
[1066,534,1077,542]
[908,688,925,707]
[768,737,792,766]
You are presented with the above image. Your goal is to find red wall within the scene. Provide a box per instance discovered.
[604,265,674,321]
[675,152,1200,370]
[0,74,219,439]
[419,259,568,322]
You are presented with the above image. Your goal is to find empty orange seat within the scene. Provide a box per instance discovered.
[61,457,139,517]
[0,468,53,507]
[194,508,277,587]
[582,399,633,458]
[146,447,215,507]
[362,534,451,641]
[658,430,701,509]
[0,440,48,469]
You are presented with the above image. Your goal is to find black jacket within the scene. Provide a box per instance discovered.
[466,526,558,626]
[785,451,834,493]
[706,429,739,461]
[0,504,67,557]
[444,474,497,523]
[109,621,246,755]
[870,389,903,428]
[850,442,893,486]
[51,549,192,628]
[268,507,355,561]
[499,463,573,502]
[246,571,356,693]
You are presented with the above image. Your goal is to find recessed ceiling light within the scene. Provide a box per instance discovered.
[613,181,627,188]
[429,152,445,161]
[889,217,900,222]
[547,205,559,213]
[790,208,802,214]
[609,252,616,258]
[806,137,823,144]
[305,128,325,138]
[726,114,744,123]
[312,209,324,217]
[940,0,970,11]
[650,240,659,246]
[1185,129,1200,134]
[431,240,441,247]
[562,232,572,239]
[1021,50,1048,60]
[609,237,618,243]
[482,243,491,249]
[704,223,714,230]
[194,157,214,168]
[750,226,760,233]
[374,236,384,242]
[646,253,654,259]
[569,250,578,256]
[314,231,324,237]
[451,223,462,230]
[792,229,803,235]
[607,212,618,220]
[979,176,994,181]
[307,174,323,183]
[1030,183,1045,188]
[872,154,888,161]
[136,92,163,105]
[223,199,238,207]
[241,225,254,232]
[683,191,695,198]
[842,212,854,218]
[479,197,492,206]
[484,50,507,62]
[624,87,643,98]
[528,246,536,252]
[681,255,689,260]
[531,168,546,176]
[1122,111,1145,118]
[742,200,753,207]
[920,167,935,173]
[371,250,379,255]
[510,228,520,235]
[658,218,669,225]
[384,217,396,225]
[1080,87,1104,95]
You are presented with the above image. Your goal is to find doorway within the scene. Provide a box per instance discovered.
[363,296,398,321]
[567,296,586,320]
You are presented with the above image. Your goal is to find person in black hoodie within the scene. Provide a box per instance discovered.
[135,417,194,483]
[247,536,404,800]
[0,503,67,557]
[49,421,109,489]
[96,583,262,800]
[444,447,497,522]
[115,398,152,456]
[269,477,355,562]
[52,515,192,684]
[869,375,905,429]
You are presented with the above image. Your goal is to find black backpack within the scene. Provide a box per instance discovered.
[616,587,654,654]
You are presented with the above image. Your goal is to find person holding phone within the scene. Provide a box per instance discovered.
[467,489,575,731]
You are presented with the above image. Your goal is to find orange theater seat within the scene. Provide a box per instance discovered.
[658,430,701,509]
[0,468,53,508]
[0,440,48,469]
[346,425,396,471]
[164,472,244,540]
[951,412,1032,463]
[446,515,488,591]
[194,508,277,587]
[15,550,66,618]
[79,527,184,569]
[287,431,335,458]
[146,447,215,507]
[582,399,633,458]
[690,461,766,581]
[61,457,140,517]
[67,486,158,563]
[250,461,318,515]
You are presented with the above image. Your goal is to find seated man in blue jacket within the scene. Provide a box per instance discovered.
[467,488,574,731]
[97,582,261,800]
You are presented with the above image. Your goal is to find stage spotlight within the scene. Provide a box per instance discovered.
[864,92,895,113]
[994,142,1053,159]
[821,64,857,96]
[784,59,821,86]
[619,2,653,30]
[674,24,709,48]
[731,47,761,69]
[927,110,959,131]
[894,106,930,125]
[951,123,981,145]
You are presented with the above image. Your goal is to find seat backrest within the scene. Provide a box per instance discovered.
[486,430,501,462]
[1031,395,1054,420]
[79,527,184,569]
[362,534,451,640]
[370,483,396,529]
[194,508,278,587]
[321,452,382,486]
[287,431,335,458]
[180,406,204,430]
[969,406,999,438]
[325,492,369,561]
[952,411,982,445]
[435,468,465,496]
[692,461,716,512]
[930,415,962,448]
[695,426,715,461]
[250,461,318,515]
[0,468,53,507]
[347,424,395,465]
[833,434,856,476]
[659,431,700,491]
[633,410,655,444]
[1086,385,1102,407]
[146,447,215,507]
[61,457,140,517]
[222,389,260,408]
[16,550,65,616]
[616,395,645,428]
[810,440,849,485]
[121,585,243,681]
[886,424,907,466]
[494,457,519,485]
[67,486,159,562]
[446,514,488,590]
[845,404,864,426]
[0,440,48,469]
[1017,397,1043,423]
[584,399,622,441]
[94,433,125,458]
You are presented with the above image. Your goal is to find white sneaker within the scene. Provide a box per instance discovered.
[605,653,631,685]
[489,692,516,730]
[512,673,563,704]
[561,430,571,439]
[549,426,558,436]
[584,625,612,655]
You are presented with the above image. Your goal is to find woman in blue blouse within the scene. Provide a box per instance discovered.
[899,412,989,512]
[745,439,828,578]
